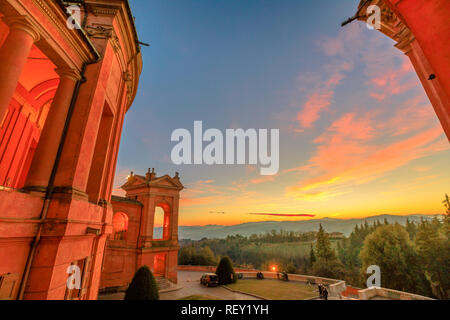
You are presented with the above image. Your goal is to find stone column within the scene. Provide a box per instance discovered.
[171,195,180,242]
[0,16,40,125]
[51,47,115,194]
[24,68,81,190]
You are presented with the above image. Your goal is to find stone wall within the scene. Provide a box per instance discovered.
[358,287,434,300]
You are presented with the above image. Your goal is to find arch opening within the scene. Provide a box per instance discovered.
[153,203,170,240]
[112,212,128,240]
[0,37,60,189]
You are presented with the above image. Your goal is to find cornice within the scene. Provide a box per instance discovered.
[33,0,95,66]
[357,0,414,54]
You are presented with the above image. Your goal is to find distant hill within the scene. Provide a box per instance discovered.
[154,214,441,240]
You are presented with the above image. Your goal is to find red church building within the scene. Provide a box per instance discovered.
[0,0,143,300]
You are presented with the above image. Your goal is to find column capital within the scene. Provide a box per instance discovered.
[4,15,40,42]
[55,67,82,82]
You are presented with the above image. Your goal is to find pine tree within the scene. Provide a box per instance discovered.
[405,218,417,240]
[312,224,345,279]
[415,219,449,299]
[443,194,450,215]
[363,220,369,232]
[443,194,450,237]
[124,265,159,300]
[315,224,335,262]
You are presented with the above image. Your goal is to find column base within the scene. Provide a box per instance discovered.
[21,185,48,195]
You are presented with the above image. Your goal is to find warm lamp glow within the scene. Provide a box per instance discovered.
[271,265,277,272]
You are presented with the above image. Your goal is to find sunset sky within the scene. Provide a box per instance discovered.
[114,0,450,226]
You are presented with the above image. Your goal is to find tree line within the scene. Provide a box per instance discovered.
[178,230,318,272]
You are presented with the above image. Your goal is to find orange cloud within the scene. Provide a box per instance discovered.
[286,106,448,201]
[250,175,277,184]
[180,195,222,206]
[297,90,334,128]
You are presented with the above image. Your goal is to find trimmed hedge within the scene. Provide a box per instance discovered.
[215,256,236,285]
[124,265,159,300]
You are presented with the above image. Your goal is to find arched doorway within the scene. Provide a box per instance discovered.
[153,253,167,276]
[112,212,128,240]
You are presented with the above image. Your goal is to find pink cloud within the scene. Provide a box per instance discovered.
[369,59,417,101]
[250,175,276,184]
[297,90,334,128]
[317,23,418,102]
[296,62,353,129]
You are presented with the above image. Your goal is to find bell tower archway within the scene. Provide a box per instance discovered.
[115,168,183,283]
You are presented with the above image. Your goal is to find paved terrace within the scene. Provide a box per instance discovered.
[98,271,260,300]
[99,267,434,300]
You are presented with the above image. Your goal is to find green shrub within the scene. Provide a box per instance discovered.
[285,262,297,274]
[215,256,236,285]
[124,265,159,300]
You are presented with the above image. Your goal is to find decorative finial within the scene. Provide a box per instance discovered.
[147,167,156,180]
[174,171,180,179]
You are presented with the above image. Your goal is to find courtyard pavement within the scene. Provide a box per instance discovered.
[161,271,260,300]
[98,271,260,300]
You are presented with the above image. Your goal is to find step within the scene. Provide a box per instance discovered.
[155,276,172,291]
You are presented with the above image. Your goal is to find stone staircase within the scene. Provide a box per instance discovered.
[155,276,172,291]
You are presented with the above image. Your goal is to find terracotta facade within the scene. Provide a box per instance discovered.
[0,0,142,300]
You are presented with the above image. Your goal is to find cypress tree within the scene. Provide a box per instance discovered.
[215,256,236,285]
[124,265,159,300]
[315,224,335,262]
[405,218,417,240]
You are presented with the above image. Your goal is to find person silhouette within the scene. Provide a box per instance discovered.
[323,286,328,300]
